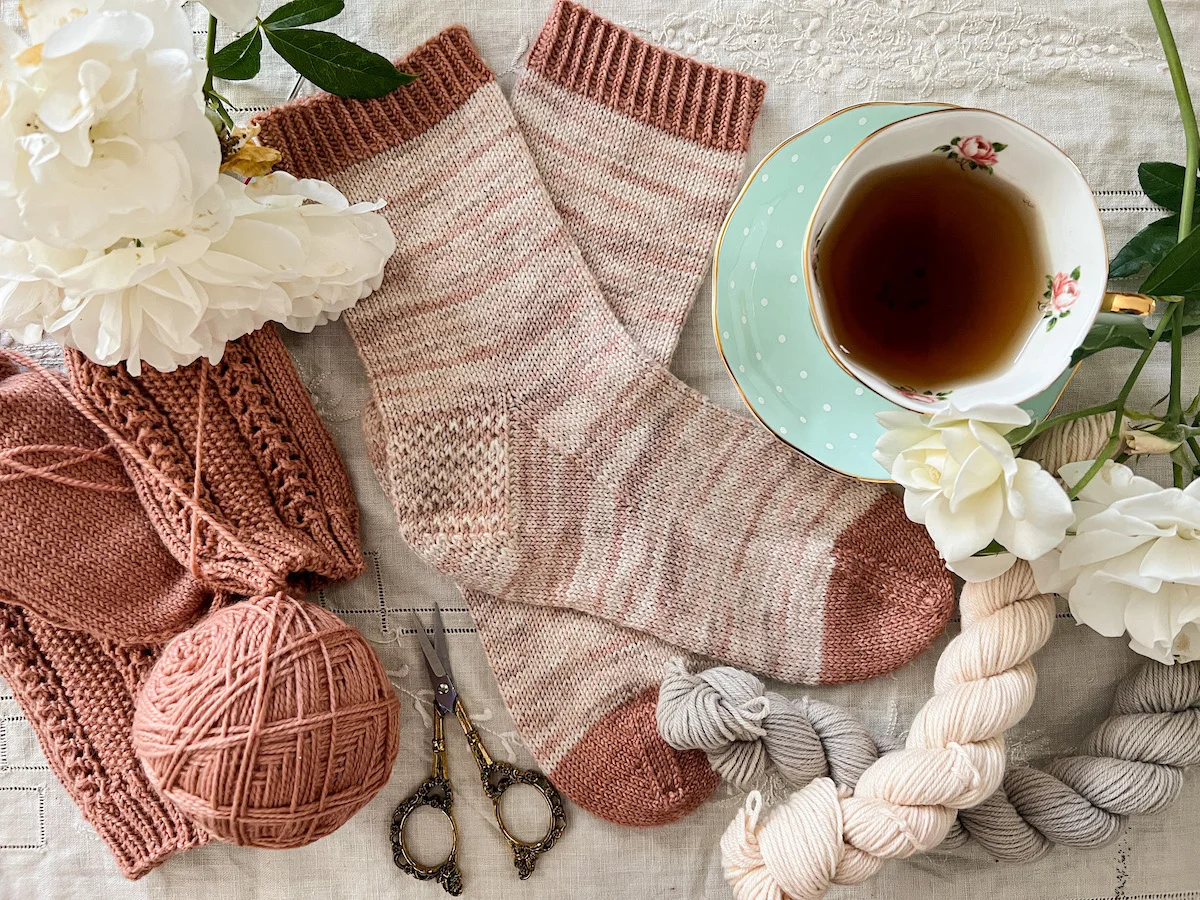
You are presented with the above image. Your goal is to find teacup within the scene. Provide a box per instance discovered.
[804,107,1146,414]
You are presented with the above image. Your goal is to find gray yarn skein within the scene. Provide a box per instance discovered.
[657,657,1200,862]
[957,660,1200,860]
[656,658,879,790]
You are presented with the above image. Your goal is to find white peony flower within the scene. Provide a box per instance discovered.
[1031,461,1200,664]
[0,0,219,251]
[875,403,1074,581]
[0,172,396,374]
[195,0,260,34]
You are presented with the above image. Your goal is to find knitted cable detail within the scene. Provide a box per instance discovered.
[718,413,1114,899]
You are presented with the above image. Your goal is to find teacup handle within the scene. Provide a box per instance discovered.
[1103,292,1156,317]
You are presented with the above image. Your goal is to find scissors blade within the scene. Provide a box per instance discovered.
[410,613,447,679]
[411,611,457,716]
[432,601,454,683]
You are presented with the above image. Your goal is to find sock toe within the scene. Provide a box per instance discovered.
[551,686,718,826]
[821,492,955,683]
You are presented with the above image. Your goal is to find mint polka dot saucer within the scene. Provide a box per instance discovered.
[712,102,1072,482]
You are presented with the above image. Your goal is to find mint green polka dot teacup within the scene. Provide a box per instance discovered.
[712,103,1072,482]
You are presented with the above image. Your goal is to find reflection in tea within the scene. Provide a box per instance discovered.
[815,155,1046,392]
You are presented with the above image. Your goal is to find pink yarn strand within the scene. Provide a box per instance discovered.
[0,443,135,493]
[0,348,286,590]
[188,365,208,580]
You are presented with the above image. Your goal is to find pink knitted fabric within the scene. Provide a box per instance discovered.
[66,325,364,597]
[256,19,952,685]
[258,10,954,825]
[0,357,213,877]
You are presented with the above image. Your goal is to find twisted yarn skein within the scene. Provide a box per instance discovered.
[658,653,1200,862]
[656,658,879,790]
[132,592,401,849]
[958,660,1200,860]
[720,413,1114,899]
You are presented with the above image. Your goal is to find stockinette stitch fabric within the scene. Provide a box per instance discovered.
[66,324,364,597]
[255,4,953,827]
[0,351,215,878]
[254,5,952,699]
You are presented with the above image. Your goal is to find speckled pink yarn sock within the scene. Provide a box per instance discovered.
[257,7,953,825]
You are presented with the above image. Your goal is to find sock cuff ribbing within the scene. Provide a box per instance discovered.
[526,0,765,152]
[254,25,493,180]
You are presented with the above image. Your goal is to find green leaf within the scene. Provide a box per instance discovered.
[262,0,344,30]
[1140,222,1200,296]
[263,27,413,98]
[210,27,262,81]
[992,142,1007,151]
[1069,311,1155,366]
[1138,161,1200,212]
[1070,265,1081,280]
[1110,214,1181,278]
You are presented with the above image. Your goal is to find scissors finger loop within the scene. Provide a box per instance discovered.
[482,762,568,879]
[391,775,464,896]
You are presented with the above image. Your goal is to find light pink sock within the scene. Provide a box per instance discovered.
[258,15,951,684]
[466,1,770,825]
[256,13,953,825]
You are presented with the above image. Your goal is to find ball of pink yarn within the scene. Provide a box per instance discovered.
[132,592,400,848]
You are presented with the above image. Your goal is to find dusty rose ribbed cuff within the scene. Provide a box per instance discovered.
[528,0,765,152]
[254,25,493,180]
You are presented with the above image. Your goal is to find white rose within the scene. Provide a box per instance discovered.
[196,0,261,34]
[1031,460,1200,664]
[0,172,396,374]
[0,0,219,251]
[875,403,1073,581]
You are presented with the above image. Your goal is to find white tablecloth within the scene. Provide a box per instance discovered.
[3,1,1200,897]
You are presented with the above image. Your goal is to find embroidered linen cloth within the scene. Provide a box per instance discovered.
[2,1,1200,897]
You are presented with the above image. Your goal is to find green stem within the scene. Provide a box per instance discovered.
[1015,400,1119,445]
[1187,436,1200,469]
[204,15,217,95]
[1146,0,1196,486]
[1067,305,1178,499]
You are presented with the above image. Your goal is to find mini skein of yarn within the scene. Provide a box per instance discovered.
[657,653,1200,862]
[132,591,401,849]
[656,658,879,790]
[717,413,1115,899]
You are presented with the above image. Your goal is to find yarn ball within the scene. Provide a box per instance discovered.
[132,592,400,848]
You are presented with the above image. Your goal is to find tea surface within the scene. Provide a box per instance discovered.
[816,155,1045,391]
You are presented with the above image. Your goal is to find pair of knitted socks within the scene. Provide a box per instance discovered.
[258,1,953,826]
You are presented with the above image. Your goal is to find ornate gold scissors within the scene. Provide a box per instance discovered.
[392,602,567,895]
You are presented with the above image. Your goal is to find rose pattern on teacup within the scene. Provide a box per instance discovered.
[933,134,1007,173]
[1040,266,1081,331]
[893,386,953,404]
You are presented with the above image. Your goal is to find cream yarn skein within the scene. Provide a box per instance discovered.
[720,413,1113,899]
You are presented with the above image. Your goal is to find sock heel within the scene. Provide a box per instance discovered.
[364,395,517,593]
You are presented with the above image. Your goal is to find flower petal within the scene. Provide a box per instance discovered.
[924,483,1003,561]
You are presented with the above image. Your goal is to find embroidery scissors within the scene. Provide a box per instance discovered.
[392,602,567,895]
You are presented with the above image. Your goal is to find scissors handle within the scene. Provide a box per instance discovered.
[390,714,464,896]
[453,699,568,879]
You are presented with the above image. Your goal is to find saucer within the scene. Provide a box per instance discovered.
[712,102,1073,482]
